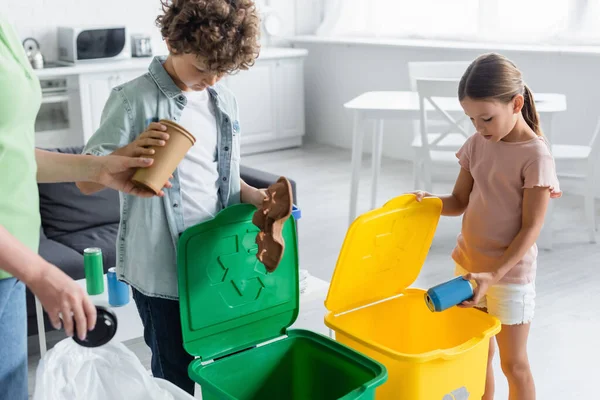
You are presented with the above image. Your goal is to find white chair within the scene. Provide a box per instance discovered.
[407,61,470,92]
[407,61,471,191]
[412,77,471,192]
[552,118,600,243]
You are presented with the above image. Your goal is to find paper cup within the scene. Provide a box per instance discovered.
[131,119,195,194]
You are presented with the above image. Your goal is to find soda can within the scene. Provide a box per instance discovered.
[425,276,474,312]
[84,247,104,295]
[107,267,130,307]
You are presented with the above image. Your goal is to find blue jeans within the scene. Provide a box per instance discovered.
[132,288,194,395]
[0,278,27,400]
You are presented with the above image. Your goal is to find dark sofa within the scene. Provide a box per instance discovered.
[28,146,297,336]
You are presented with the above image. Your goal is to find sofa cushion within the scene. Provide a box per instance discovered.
[38,235,85,277]
[52,224,118,271]
[38,181,120,239]
[38,146,120,239]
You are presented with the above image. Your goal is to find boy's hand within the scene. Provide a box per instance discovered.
[250,188,268,208]
[114,122,169,158]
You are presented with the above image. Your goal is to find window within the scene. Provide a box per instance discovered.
[316,0,599,45]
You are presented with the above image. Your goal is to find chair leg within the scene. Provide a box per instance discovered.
[413,158,421,190]
[423,160,433,193]
[371,120,384,210]
[349,112,364,226]
[584,175,597,243]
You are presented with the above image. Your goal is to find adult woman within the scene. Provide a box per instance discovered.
[0,15,165,399]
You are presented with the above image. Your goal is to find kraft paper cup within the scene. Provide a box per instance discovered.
[131,119,195,194]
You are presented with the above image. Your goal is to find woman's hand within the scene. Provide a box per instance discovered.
[27,262,97,341]
[91,155,173,197]
[114,122,169,158]
[458,271,499,308]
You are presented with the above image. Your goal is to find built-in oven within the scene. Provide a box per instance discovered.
[34,75,83,148]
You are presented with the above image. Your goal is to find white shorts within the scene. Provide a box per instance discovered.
[454,264,536,325]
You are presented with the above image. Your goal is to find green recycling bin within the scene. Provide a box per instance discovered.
[178,204,387,400]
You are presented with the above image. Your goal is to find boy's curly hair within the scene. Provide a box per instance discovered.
[156,0,261,74]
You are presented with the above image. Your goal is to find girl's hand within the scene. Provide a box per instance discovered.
[458,271,499,308]
[411,190,434,202]
[115,122,169,158]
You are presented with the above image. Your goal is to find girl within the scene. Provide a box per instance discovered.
[413,53,561,400]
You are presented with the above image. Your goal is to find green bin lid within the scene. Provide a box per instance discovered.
[177,203,299,362]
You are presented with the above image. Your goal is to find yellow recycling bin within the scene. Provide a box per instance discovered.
[325,194,501,399]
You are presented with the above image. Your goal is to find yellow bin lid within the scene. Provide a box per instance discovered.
[326,194,442,315]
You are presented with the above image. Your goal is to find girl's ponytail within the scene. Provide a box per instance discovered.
[522,84,543,136]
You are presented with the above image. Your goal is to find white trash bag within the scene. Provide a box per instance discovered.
[33,338,194,400]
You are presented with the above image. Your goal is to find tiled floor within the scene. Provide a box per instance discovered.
[28,143,600,399]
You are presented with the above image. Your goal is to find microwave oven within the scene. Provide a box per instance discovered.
[58,26,130,63]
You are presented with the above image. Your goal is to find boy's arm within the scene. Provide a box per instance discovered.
[230,93,266,208]
[241,179,267,208]
[77,89,134,194]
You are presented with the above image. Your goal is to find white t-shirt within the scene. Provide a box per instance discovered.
[177,89,221,230]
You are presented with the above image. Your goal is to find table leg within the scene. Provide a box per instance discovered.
[349,112,364,225]
[540,113,554,145]
[371,120,384,210]
[35,296,47,357]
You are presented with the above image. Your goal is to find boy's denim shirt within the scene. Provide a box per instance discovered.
[83,56,241,300]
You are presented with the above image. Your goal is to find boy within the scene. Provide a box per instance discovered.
[78,0,264,393]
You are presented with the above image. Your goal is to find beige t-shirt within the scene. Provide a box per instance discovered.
[451,132,561,284]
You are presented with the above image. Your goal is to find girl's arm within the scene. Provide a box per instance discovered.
[414,167,474,216]
[492,186,550,280]
[460,186,550,307]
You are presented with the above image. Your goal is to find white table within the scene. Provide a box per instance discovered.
[344,90,567,250]
[35,274,331,358]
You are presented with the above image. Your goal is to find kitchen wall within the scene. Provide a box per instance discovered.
[290,38,600,196]
[4,0,167,61]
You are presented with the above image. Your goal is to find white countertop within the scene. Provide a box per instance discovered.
[34,47,308,78]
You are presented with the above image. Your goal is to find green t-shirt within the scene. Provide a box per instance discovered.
[0,15,42,279]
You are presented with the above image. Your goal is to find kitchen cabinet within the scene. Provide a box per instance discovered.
[79,70,146,142]
[222,55,306,154]
[34,47,308,154]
